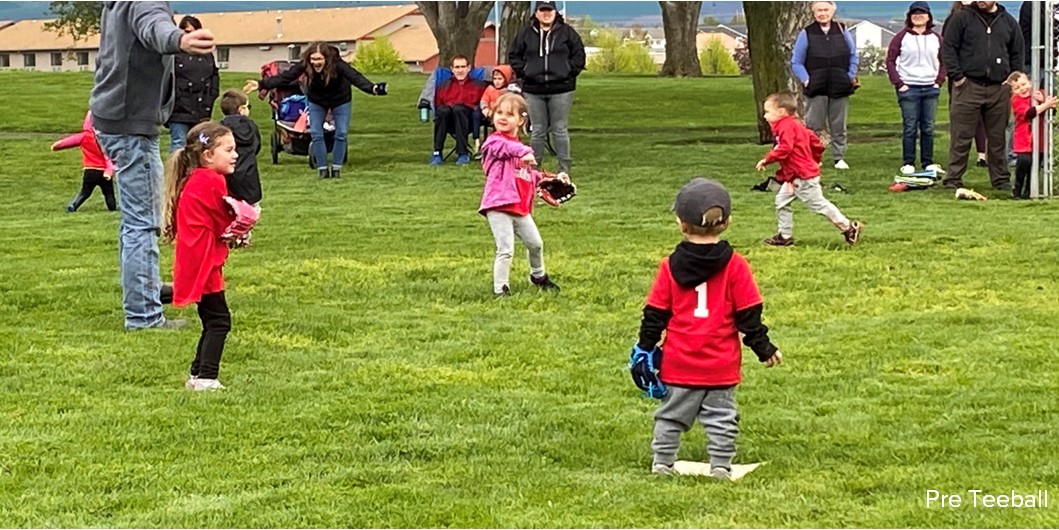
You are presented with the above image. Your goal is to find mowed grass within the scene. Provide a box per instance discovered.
[1,70,1058,528]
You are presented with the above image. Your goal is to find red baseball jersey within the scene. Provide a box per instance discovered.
[645,252,763,386]
[173,168,232,307]
[1011,94,1047,154]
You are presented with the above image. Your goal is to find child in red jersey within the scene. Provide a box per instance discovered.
[635,178,782,479]
[50,111,117,212]
[1007,71,1057,200]
[162,122,251,391]
[756,92,862,247]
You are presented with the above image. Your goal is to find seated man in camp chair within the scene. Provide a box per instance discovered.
[419,55,488,166]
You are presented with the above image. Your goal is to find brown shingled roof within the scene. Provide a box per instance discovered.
[0,4,421,52]
[379,23,438,62]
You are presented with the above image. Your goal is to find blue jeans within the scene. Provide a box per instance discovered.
[307,101,351,170]
[524,91,574,173]
[95,133,166,330]
[897,85,940,166]
[168,122,191,155]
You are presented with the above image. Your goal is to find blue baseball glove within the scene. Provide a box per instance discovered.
[628,345,667,399]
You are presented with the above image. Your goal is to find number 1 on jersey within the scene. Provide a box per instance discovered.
[694,283,709,318]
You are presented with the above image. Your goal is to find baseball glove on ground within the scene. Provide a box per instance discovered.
[537,172,576,207]
[629,345,667,399]
[955,188,987,201]
[221,196,260,242]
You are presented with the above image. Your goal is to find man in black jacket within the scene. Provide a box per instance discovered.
[942,1,1024,190]
[507,1,585,174]
[167,15,220,154]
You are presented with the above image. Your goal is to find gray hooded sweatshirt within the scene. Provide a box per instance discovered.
[89,2,184,136]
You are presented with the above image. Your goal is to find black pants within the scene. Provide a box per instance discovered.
[433,104,472,155]
[1014,153,1040,199]
[69,169,116,211]
[945,80,1012,188]
[190,291,231,380]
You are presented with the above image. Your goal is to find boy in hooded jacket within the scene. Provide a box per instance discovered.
[218,89,262,207]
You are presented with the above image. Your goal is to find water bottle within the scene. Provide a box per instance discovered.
[420,107,429,123]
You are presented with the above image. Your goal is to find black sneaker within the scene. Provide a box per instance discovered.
[976,158,988,168]
[319,169,330,179]
[843,220,863,246]
[494,285,511,298]
[763,234,794,247]
[331,169,341,179]
[531,274,560,292]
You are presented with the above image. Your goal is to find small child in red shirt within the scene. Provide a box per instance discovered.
[1007,71,1057,200]
[162,122,252,391]
[50,111,116,213]
[756,92,862,247]
[634,178,782,479]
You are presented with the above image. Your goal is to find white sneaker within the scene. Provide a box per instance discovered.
[189,378,225,391]
[899,164,915,175]
[925,164,945,175]
[184,375,197,390]
[834,160,850,170]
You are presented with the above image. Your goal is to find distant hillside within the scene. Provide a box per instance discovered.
[0,1,1024,25]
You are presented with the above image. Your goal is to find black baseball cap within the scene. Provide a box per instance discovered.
[673,178,731,226]
[536,1,557,11]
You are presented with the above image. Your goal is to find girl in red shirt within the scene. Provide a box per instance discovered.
[162,122,241,391]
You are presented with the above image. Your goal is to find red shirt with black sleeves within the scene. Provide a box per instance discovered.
[763,115,825,183]
[645,252,763,387]
[1011,94,1048,154]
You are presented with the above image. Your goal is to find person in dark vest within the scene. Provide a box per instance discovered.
[167,15,220,155]
[791,1,859,170]
[941,0,1023,190]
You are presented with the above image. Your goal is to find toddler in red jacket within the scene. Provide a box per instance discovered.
[636,178,782,479]
[1007,71,1057,200]
[755,92,862,247]
[50,111,116,212]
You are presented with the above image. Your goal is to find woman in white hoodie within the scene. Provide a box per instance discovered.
[886,1,947,175]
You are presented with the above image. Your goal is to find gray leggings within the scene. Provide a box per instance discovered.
[486,210,545,293]
[775,177,850,238]
[524,91,574,173]
[652,385,739,470]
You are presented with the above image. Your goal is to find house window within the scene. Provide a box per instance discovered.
[0,54,9,68]
[51,52,63,66]
[23,53,36,67]
[217,47,230,62]
[288,44,301,60]
[76,51,89,65]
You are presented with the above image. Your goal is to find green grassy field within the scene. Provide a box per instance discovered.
[1,70,1057,528]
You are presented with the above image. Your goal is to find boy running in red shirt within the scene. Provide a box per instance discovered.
[635,178,782,479]
[756,92,862,246]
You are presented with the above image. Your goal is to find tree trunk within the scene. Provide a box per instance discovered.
[744,1,813,143]
[498,1,531,64]
[416,1,496,67]
[659,1,702,77]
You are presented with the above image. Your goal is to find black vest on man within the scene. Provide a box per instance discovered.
[803,23,854,99]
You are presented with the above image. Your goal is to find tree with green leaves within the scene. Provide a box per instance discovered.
[352,36,406,74]
[587,31,656,74]
[702,15,720,26]
[44,1,102,41]
[699,37,739,75]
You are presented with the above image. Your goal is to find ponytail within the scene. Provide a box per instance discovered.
[161,121,233,244]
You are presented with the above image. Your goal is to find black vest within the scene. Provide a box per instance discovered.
[803,23,854,98]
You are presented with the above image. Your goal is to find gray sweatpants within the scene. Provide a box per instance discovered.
[486,210,545,293]
[524,91,574,173]
[805,95,849,162]
[776,177,850,239]
[652,385,739,470]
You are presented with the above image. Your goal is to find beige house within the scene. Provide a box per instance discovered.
[0,4,446,73]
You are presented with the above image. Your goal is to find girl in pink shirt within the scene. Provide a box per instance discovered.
[478,93,563,297]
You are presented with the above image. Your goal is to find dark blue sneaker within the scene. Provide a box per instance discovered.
[455,154,471,165]
[429,153,443,166]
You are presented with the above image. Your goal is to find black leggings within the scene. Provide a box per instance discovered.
[69,169,116,211]
[190,291,231,380]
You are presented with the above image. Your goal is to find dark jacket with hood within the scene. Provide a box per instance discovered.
[637,241,778,363]
[1019,1,1059,71]
[260,55,377,109]
[942,3,1024,85]
[219,114,262,204]
[169,52,220,125]
[507,13,586,95]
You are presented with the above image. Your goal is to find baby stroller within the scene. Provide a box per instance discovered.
[258,60,336,169]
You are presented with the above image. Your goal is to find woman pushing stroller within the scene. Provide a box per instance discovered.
[244,42,387,179]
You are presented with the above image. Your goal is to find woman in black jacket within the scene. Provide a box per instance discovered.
[244,42,387,179]
[507,1,586,174]
[167,15,219,154]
